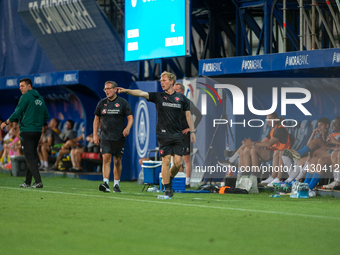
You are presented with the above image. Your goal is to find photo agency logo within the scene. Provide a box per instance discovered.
[199,84,312,128]
[197,82,223,115]
[195,81,314,176]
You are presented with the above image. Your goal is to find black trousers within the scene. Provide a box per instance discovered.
[20,132,42,184]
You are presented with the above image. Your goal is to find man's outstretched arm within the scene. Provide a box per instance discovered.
[117,88,149,100]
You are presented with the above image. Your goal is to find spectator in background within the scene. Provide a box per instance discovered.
[69,147,84,172]
[261,117,331,187]
[59,119,77,142]
[49,126,84,170]
[1,122,22,169]
[282,117,340,197]
[303,118,340,196]
[0,119,4,163]
[0,119,5,143]
[270,117,331,188]
[38,121,63,170]
[0,122,19,165]
[0,121,9,164]
[220,113,291,177]
[329,148,340,190]
[49,118,60,135]
[69,131,96,172]
[174,82,202,188]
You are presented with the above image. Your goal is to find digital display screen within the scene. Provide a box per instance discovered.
[125,0,190,61]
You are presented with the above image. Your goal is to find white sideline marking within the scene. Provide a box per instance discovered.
[1,186,339,220]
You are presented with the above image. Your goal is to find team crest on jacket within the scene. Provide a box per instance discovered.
[160,150,164,155]
[102,109,107,114]
[175,97,180,101]
[115,103,120,107]
[163,96,167,100]
[35,99,42,106]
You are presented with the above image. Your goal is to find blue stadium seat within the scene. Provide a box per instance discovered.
[59,122,67,134]
[58,122,64,133]
[258,120,271,141]
[311,119,318,131]
[77,122,84,137]
[292,120,312,150]
[284,120,300,149]
[73,122,79,131]
[287,120,300,137]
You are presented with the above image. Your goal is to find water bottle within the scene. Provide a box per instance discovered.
[147,186,159,192]
[157,195,171,200]
[226,144,230,152]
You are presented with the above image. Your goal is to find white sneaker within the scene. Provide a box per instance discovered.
[309,189,316,197]
[261,176,274,184]
[267,178,281,188]
[322,181,340,189]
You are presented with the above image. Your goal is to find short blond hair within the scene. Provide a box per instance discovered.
[161,71,176,86]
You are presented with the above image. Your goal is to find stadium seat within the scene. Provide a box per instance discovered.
[292,120,312,150]
[81,152,102,172]
[73,122,79,131]
[290,121,300,148]
[77,122,84,137]
[60,122,68,134]
[311,119,318,131]
[287,120,300,136]
[58,122,64,133]
[284,120,300,149]
[258,120,271,141]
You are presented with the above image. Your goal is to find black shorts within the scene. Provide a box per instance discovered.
[100,139,125,157]
[182,132,193,156]
[157,135,183,157]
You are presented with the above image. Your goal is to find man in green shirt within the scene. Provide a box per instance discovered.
[1,78,49,188]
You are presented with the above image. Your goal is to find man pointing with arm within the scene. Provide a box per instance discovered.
[118,71,195,198]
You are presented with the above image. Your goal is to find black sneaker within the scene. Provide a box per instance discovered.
[170,187,174,197]
[113,184,121,193]
[169,178,174,196]
[185,184,190,189]
[99,182,110,192]
[164,189,174,197]
[47,165,59,171]
[19,183,30,188]
[30,182,43,188]
[164,189,171,197]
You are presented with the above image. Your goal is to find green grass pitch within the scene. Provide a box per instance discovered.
[1,172,339,255]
